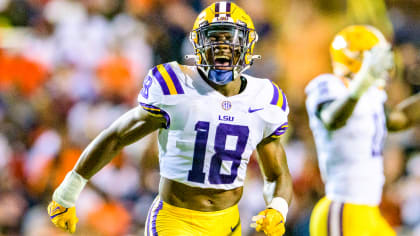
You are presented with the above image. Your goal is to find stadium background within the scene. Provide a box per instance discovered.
[0,0,419,235]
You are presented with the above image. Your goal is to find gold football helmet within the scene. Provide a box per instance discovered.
[330,25,390,77]
[189,1,259,83]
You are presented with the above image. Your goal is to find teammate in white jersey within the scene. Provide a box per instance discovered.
[305,25,420,236]
[47,2,293,236]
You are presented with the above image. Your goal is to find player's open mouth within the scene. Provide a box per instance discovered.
[214,56,231,68]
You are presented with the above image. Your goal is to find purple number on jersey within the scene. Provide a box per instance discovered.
[372,112,386,157]
[141,76,153,99]
[187,121,249,184]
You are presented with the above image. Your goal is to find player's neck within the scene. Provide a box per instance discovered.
[198,69,244,97]
[215,77,243,97]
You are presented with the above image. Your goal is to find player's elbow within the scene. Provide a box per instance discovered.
[323,119,346,131]
[320,109,344,131]
[101,126,125,151]
[320,114,347,130]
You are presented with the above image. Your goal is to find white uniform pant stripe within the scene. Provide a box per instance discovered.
[328,201,344,236]
[145,197,161,236]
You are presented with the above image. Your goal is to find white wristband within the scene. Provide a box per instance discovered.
[267,197,289,221]
[53,170,88,208]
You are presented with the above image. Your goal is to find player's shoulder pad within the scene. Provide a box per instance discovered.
[245,76,289,124]
[148,61,186,96]
[304,73,346,95]
[138,61,186,105]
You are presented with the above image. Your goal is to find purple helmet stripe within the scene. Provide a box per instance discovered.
[152,200,163,236]
[215,2,220,17]
[164,63,184,94]
[270,82,279,105]
[152,67,170,95]
[226,2,231,16]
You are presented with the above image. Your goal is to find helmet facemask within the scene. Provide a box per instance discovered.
[189,22,258,84]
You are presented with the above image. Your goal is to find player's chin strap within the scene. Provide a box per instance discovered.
[208,69,234,85]
[263,179,289,221]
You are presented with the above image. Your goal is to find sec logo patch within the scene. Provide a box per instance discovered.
[221,101,232,111]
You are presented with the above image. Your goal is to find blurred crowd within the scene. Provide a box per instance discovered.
[0,0,419,236]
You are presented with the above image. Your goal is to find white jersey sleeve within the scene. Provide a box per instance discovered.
[305,74,348,117]
[257,80,289,139]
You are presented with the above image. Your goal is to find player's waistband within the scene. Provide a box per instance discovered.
[153,195,239,217]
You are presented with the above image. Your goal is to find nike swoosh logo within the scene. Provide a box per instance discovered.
[230,219,241,233]
[50,208,68,219]
[248,107,264,113]
[49,206,61,215]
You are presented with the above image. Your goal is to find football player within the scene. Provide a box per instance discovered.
[305,25,420,236]
[47,2,293,236]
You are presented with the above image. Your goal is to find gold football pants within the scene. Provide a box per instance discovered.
[310,197,395,236]
[145,196,241,236]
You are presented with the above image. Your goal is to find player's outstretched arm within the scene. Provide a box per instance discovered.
[48,106,165,233]
[387,92,420,131]
[74,106,165,178]
[251,137,293,236]
[320,45,394,130]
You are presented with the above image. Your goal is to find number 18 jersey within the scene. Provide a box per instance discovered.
[138,62,289,190]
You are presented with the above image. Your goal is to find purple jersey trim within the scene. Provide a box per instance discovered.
[270,82,279,105]
[269,122,288,137]
[281,90,288,112]
[139,102,170,129]
[152,67,171,95]
[163,63,184,94]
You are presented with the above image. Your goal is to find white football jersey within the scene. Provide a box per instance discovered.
[305,74,387,206]
[137,62,289,190]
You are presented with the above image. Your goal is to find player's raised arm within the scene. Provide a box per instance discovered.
[386,92,420,131]
[305,26,394,131]
[251,137,293,236]
[47,106,165,233]
[318,45,393,130]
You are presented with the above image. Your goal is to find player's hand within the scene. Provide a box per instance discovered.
[363,44,394,79]
[251,208,285,236]
[47,200,78,233]
[350,45,393,98]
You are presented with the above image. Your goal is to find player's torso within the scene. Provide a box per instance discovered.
[154,64,280,190]
[317,86,387,160]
